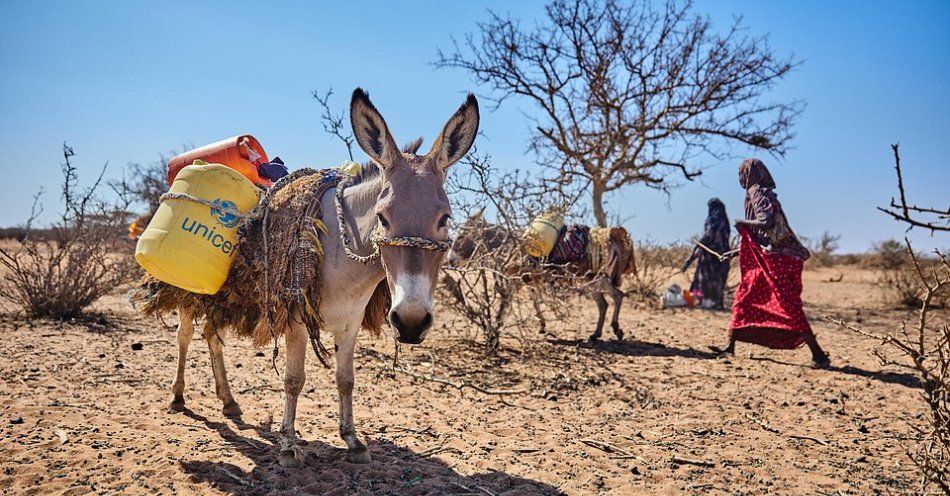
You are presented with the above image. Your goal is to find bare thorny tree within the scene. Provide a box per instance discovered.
[828,144,949,494]
[437,0,803,226]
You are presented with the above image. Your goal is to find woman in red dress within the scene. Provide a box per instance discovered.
[710,159,830,368]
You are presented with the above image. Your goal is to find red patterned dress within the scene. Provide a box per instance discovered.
[729,160,813,349]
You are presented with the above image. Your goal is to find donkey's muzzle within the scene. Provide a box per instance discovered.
[390,310,433,344]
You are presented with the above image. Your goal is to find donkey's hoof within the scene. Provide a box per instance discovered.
[587,335,600,344]
[222,402,243,418]
[612,327,624,340]
[278,450,304,468]
[167,399,185,414]
[345,447,372,464]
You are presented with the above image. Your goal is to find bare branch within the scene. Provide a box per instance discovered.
[878,144,950,233]
[312,88,355,161]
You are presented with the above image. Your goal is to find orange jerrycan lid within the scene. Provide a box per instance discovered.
[167,135,270,186]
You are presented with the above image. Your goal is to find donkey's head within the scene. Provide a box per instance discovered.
[350,88,479,344]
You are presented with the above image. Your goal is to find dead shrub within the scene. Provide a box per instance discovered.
[833,252,865,266]
[440,248,519,354]
[439,150,583,354]
[831,245,949,494]
[832,145,950,494]
[0,144,138,318]
[109,151,181,238]
[628,239,691,299]
[804,231,841,267]
[867,238,910,270]
[120,156,169,213]
[869,239,948,308]
[875,264,927,308]
[0,227,32,242]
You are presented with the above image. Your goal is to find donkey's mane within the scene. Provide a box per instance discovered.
[352,138,424,184]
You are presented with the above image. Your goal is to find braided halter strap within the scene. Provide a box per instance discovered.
[334,173,451,265]
[373,235,451,252]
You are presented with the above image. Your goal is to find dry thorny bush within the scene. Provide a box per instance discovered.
[804,231,842,268]
[867,239,948,309]
[0,144,138,319]
[438,150,590,354]
[117,153,174,215]
[870,239,919,307]
[830,144,950,494]
[627,238,691,299]
[831,245,949,494]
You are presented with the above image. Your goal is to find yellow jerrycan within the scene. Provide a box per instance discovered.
[523,211,565,258]
[135,163,261,294]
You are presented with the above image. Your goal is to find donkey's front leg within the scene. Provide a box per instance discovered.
[168,307,195,413]
[335,327,370,463]
[278,313,308,468]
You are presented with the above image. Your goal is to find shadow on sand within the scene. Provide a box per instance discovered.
[178,411,562,495]
[546,337,720,360]
[549,338,921,388]
[749,356,921,389]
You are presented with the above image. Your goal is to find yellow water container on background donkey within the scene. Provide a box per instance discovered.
[135,163,261,294]
[523,211,565,258]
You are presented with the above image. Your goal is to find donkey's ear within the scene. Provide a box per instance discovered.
[427,94,479,171]
[350,88,401,169]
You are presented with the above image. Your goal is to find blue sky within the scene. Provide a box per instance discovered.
[1,0,947,253]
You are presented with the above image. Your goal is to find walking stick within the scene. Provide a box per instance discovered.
[691,238,723,259]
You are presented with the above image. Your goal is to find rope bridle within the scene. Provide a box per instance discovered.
[334,173,452,264]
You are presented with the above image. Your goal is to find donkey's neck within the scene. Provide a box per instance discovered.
[317,174,387,333]
[341,175,384,252]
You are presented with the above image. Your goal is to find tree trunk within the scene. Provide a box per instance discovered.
[592,181,608,227]
[484,326,500,355]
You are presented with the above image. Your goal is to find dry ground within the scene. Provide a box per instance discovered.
[0,265,939,495]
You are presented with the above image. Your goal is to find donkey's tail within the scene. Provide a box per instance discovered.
[624,236,638,278]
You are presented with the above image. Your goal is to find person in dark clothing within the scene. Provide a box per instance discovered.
[682,198,731,309]
[710,159,830,368]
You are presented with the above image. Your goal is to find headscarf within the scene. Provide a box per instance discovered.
[738,158,776,190]
[703,198,730,253]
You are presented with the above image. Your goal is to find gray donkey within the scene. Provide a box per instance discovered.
[135,88,479,467]
[448,213,636,342]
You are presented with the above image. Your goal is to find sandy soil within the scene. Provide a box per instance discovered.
[0,265,937,495]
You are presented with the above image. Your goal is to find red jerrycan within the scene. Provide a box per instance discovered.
[167,135,271,187]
